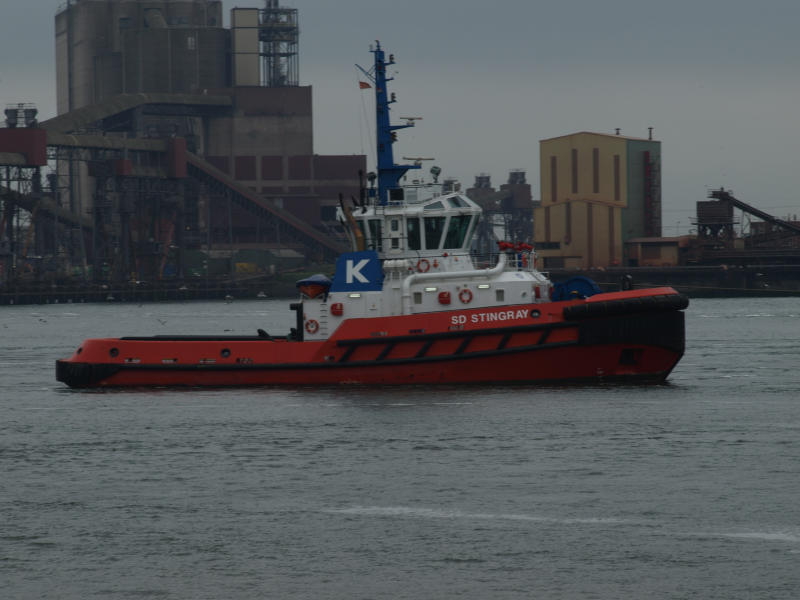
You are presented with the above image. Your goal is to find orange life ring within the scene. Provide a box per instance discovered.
[417,258,430,273]
[458,288,473,304]
[305,319,319,334]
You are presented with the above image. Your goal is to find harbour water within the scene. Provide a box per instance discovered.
[2,297,799,599]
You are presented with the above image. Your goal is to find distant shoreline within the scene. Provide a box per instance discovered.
[3,263,800,305]
[0,278,299,306]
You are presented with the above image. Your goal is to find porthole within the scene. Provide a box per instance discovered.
[221,348,231,358]
[530,310,541,319]
[109,347,119,358]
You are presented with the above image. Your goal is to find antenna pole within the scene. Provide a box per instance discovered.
[370,41,420,205]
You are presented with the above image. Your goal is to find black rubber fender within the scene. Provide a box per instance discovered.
[563,293,689,320]
[56,360,121,388]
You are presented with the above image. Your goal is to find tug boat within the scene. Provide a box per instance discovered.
[55,42,688,388]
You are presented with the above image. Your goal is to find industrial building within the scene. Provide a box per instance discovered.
[1,0,363,298]
[465,170,537,257]
[3,1,798,302]
[532,131,800,274]
[530,134,800,295]
[686,189,800,265]
[533,130,661,269]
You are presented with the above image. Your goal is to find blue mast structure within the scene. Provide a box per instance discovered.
[357,41,420,206]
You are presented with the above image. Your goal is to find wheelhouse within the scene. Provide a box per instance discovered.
[341,192,481,258]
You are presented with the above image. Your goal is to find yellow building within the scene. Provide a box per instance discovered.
[534,132,661,269]
[626,237,688,267]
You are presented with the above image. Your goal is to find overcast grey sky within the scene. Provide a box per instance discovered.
[2,0,799,233]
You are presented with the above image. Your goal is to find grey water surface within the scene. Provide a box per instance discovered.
[1,297,799,599]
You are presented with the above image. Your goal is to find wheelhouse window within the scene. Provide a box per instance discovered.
[463,215,477,248]
[368,220,383,251]
[407,218,421,250]
[356,220,367,244]
[424,216,446,249]
[447,196,468,208]
[444,215,472,248]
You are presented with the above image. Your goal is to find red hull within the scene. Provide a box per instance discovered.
[56,289,687,388]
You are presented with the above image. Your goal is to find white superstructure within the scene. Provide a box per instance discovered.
[299,185,551,340]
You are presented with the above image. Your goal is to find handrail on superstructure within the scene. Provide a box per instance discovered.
[401,253,508,314]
